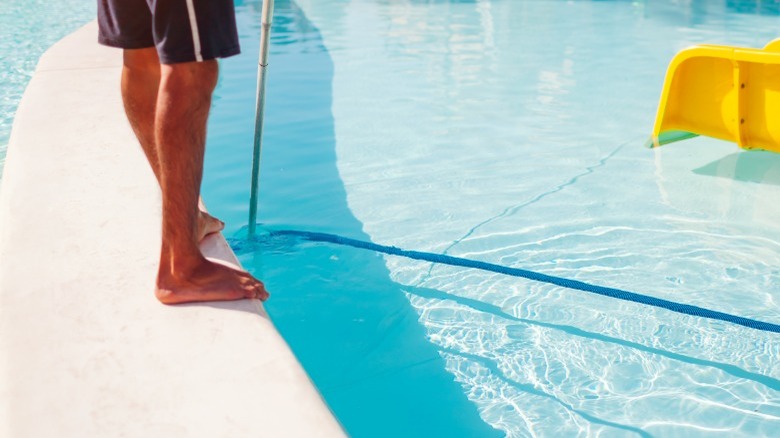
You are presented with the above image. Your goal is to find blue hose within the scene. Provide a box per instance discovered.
[245,229,780,334]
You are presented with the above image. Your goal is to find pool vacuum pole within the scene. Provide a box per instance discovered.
[248,0,275,237]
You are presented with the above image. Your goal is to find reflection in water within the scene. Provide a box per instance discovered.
[728,0,780,16]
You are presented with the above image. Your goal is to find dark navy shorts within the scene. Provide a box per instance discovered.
[97,0,241,64]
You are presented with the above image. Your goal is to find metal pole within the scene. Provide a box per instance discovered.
[248,0,275,237]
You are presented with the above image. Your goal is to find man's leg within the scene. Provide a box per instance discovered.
[121,48,224,241]
[152,59,268,304]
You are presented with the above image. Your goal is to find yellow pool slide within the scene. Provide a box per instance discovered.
[648,39,780,153]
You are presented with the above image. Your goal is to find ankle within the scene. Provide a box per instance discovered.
[159,246,207,280]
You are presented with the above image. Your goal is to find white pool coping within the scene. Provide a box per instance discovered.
[0,21,345,437]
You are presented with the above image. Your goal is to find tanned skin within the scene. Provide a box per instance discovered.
[121,48,269,304]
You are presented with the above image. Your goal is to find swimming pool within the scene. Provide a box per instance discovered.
[222,0,778,436]
[0,0,95,180]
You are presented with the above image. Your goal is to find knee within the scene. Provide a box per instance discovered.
[123,48,160,75]
[161,60,219,96]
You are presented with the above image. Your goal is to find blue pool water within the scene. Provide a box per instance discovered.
[0,0,95,180]
[206,0,780,436]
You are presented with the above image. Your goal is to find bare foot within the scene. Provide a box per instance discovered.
[198,210,224,241]
[156,258,269,304]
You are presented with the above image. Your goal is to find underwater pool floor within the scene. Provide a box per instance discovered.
[209,1,780,436]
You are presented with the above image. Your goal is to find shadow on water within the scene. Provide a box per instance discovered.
[210,0,502,436]
[693,150,780,185]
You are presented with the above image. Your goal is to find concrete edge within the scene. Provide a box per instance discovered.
[0,21,345,437]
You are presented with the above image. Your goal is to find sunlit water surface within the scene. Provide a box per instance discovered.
[206,1,780,436]
[0,0,95,180]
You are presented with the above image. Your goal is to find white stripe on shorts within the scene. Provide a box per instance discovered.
[184,0,203,62]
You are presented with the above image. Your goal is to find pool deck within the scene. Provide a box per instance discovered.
[0,22,345,437]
